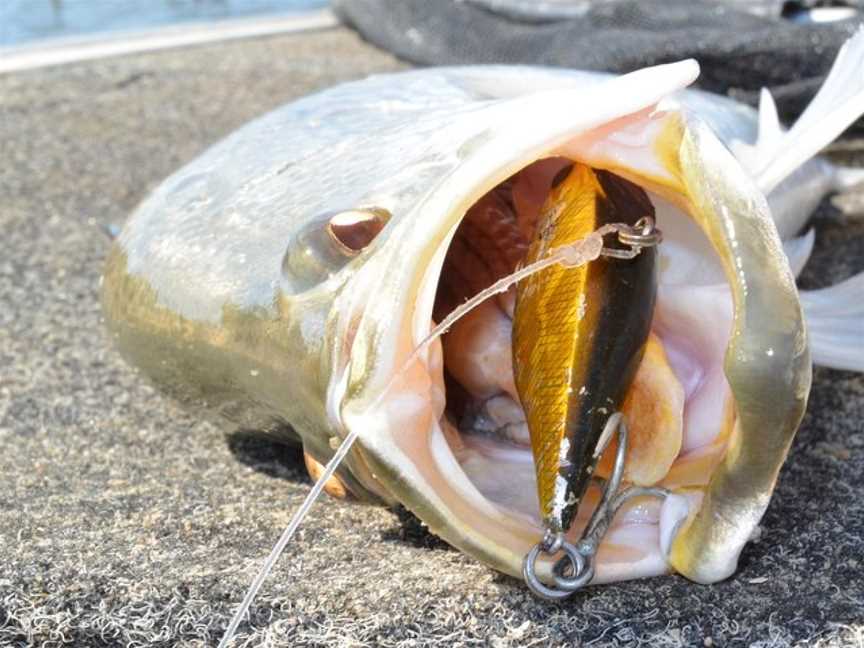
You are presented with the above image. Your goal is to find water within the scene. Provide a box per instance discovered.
[0,0,329,47]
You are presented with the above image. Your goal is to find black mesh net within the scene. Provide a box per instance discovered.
[334,0,863,123]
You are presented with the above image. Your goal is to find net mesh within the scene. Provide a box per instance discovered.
[334,0,863,127]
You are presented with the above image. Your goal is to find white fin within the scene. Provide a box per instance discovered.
[801,272,864,372]
[728,89,783,175]
[783,228,815,277]
[754,87,784,169]
[833,164,864,192]
[756,27,864,194]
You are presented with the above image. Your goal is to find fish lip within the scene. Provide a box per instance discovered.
[330,81,809,587]
[666,118,811,582]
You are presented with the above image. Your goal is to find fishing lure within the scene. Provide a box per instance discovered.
[513,165,663,597]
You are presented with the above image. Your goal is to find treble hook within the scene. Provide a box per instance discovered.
[522,412,669,600]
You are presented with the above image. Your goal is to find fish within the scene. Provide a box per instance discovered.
[101,29,864,598]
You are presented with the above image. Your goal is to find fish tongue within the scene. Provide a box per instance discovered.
[512,163,659,533]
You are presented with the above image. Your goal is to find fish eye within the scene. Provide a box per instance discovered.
[281,207,391,294]
[326,207,390,255]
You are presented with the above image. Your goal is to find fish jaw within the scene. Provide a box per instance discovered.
[666,119,811,583]
[321,76,808,586]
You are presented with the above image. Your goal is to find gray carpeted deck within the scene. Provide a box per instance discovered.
[1,26,862,648]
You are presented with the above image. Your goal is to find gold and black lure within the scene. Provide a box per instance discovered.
[513,163,665,599]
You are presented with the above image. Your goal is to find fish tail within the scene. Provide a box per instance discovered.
[802,271,864,372]
[756,26,864,194]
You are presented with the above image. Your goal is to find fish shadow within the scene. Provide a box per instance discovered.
[380,506,454,552]
[226,430,309,484]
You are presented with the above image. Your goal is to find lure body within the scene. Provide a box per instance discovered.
[513,164,657,533]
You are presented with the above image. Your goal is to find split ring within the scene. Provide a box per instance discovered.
[522,536,586,600]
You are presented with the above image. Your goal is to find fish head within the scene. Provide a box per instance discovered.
[284,62,810,587]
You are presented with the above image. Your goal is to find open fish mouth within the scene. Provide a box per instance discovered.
[331,63,810,587]
[398,162,709,584]
[426,158,715,585]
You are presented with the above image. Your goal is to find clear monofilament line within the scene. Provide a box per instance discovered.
[408,225,615,366]
[216,407,360,648]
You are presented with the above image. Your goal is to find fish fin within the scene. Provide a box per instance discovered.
[783,228,815,277]
[753,88,784,170]
[832,165,864,192]
[802,271,864,372]
[756,26,864,194]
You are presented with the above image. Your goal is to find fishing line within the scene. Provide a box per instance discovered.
[216,400,359,648]
[218,222,637,647]
[409,225,613,364]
